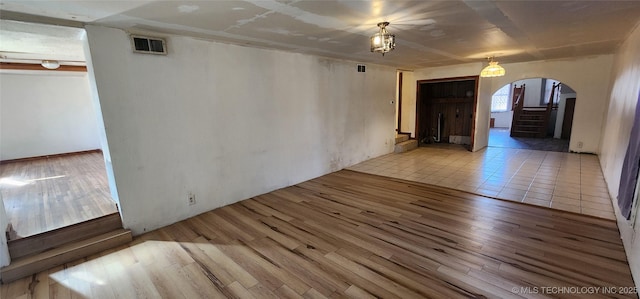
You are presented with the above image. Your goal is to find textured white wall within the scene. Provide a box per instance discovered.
[400,71,416,137]
[599,23,640,289]
[0,71,101,160]
[85,25,396,235]
[491,111,513,128]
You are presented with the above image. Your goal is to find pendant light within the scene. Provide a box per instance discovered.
[370,22,395,55]
[480,56,505,77]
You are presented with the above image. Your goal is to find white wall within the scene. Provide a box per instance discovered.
[400,71,416,137]
[491,111,513,128]
[599,23,640,289]
[85,25,396,235]
[0,71,101,160]
[513,78,543,107]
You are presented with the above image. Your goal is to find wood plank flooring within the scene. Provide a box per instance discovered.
[2,170,636,298]
[0,151,118,238]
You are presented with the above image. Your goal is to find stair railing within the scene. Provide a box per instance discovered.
[540,82,561,137]
[510,84,526,136]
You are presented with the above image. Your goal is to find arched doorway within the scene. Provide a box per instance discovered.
[487,78,576,152]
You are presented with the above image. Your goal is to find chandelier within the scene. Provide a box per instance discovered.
[370,22,395,55]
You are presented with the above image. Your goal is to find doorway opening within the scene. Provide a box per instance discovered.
[0,21,118,240]
[415,76,478,151]
[488,78,576,152]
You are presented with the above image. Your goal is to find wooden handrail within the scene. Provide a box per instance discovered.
[510,84,526,136]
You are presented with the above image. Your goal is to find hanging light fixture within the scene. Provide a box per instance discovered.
[480,56,505,77]
[41,60,60,70]
[370,22,395,56]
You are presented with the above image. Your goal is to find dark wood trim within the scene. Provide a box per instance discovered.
[397,72,403,133]
[0,62,87,72]
[0,149,102,165]
[470,75,479,151]
[416,75,479,85]
[415,75,479,151]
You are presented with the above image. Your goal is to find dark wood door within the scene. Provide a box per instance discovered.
[561,98,576,139]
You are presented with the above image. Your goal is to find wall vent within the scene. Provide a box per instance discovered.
[131,35,167,55]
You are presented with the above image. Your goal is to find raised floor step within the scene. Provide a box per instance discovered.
[8,212,123,259]
[394,139,418,153]
[395,134,410,144]
[1,229,132,283]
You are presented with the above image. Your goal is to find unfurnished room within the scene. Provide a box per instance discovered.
[0,1,639,298]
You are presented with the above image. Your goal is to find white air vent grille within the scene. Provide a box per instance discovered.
[131,35,167,55]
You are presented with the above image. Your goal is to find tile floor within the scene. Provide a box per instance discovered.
[348,144,616,220]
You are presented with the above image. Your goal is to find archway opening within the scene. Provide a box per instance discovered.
[488,78,576,152]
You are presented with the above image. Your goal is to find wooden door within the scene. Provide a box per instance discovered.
[561,98,576,139]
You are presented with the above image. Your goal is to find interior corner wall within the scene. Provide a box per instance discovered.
[599,22,640,289]
[0,71,101,161]
[84,25,396,235]
[400,71,416,137]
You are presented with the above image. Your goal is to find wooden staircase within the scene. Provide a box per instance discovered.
[1,212,132,283]
[394,133,418,153]
[510,83,560,138]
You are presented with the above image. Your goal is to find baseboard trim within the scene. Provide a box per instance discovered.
[0,149,102,165]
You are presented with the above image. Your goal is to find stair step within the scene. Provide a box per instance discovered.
[513,125,544,129]
[394,139,418,153]
[1,229,132,283]
[395,134,410,144]
[516,119,544,123]
[8,212,123,259]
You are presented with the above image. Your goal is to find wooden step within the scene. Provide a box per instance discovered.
[8,212,123,259]
[394,139,418,153]
[512,125,544,130]
[1,229,132,283]
[395,134,410,144]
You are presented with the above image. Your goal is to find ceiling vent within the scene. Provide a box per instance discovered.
[131,35,167,55]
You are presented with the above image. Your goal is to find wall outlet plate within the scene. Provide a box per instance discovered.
[188,193,196,205]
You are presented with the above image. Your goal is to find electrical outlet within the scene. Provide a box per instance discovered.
[188,193,196,205]
[577,141,583,149]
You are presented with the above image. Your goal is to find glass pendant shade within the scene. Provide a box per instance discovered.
[41,60,60,70]
[370,22,395,55]
[480,60,505,77]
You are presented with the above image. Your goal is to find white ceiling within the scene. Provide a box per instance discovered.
[1,0,639,69]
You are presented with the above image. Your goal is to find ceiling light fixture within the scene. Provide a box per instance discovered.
[41,60,60,70]
[480,56,505,77]
[370,22,395,56]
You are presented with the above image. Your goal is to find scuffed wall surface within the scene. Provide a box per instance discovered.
[599,23,640,289]
[0,71,101,160]
[85,25,396,235]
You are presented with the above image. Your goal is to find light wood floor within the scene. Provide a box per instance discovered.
[0,151,118,238]
[2,170,635,298]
